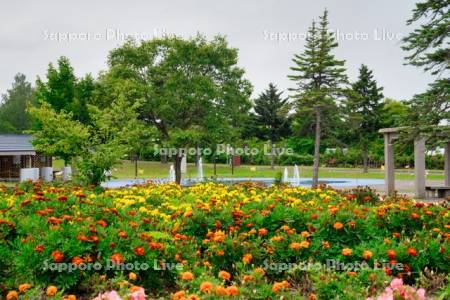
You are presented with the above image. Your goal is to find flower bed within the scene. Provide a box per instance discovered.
[0,182,448,299]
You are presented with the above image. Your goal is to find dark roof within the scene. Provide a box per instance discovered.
[0,134,35,152]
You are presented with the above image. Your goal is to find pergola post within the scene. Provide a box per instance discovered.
[414,137,426,199]
[384,133,395,196]
[445,142,450,186]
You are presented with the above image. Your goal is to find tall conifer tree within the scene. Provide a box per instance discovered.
[289,9,347,187]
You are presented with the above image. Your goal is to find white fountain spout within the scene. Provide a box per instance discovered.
[169,165,176,182]
[293,164,300,186]
[197,158,204,181]
[283,167,289,183]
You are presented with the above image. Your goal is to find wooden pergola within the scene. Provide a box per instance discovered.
[379,127,450,199]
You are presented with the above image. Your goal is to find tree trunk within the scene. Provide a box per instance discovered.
[270,141,275,170]
[174,154,182,184]
[161,154,167,164]
[134,158,138,179]
[213,153,217,176]
[362,143,369,173]
[312,109,321,188]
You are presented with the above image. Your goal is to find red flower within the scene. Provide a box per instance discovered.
[387,249,396,260]
[96,220,108,227]
[51,250,64,263]
[34,245,45,253]
[134,246,145,256]
[407,247,417,257]
[57,195,68,201]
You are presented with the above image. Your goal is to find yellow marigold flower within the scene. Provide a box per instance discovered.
[128,272,137,280]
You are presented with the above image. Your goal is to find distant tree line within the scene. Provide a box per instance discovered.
[0,0,448,185]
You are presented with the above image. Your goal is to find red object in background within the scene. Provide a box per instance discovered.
[232,156,241,166]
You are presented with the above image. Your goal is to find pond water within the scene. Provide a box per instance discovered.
[101,177,384,189]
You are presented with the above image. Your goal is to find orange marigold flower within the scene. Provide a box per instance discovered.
[110,253,124,264]
[172,291,185,300]
[226,286,239,296]
[51,250,64,263]
[6,291,19,300]
[199,281,214,293]
[342,248,352,256]
[71,256,84,265]
[212,230,226,243]
[301,231,310,238]
[308,293,318,300]
[290,241,310,250]
[242,253,252,264]
[258,228,268,236]
[347,271,357,277]
[333,222,344,230]
[290,242,302,250]
[46,286,58,297]
[128,272,137,281]
[18,283,31,293]
[64,296,77,300]
[215,286,228,296]
[272,280,290,294]
[271,236,283,242]
[243,275,254,282]
[407,247,417,257]
[181,271,194,281]
[218,270,231,281]
[183,210,193,218]
[118,231,128,239]
[362,250,373,260]
[134,246,145,256]
[322,241,331,249]
[411,212,420,219]
[392,232,401,238]
[254,267,265,275]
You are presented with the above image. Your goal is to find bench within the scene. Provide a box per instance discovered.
[425,186,450,199]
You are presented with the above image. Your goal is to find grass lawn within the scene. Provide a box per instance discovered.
[53,159,445,181]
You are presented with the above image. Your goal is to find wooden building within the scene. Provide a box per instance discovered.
[0,135,52,180]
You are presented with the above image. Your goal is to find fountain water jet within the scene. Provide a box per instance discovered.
[283,167,289,183]
[169,165,176,182]
[198,158,204,181]
[293,164,300,186]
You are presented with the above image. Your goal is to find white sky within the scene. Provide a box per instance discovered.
[0,0,434,100]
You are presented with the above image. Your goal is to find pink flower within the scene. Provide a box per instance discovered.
[390,278,403,290]
[93,291,123,300]
[367,278,426,300]
[129,287,146,300]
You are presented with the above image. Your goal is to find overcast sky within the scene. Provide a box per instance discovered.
[0,0,433,100]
